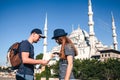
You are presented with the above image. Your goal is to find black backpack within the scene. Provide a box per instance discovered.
[7,42,21,70]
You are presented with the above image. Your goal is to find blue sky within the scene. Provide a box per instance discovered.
[0,0,120,66]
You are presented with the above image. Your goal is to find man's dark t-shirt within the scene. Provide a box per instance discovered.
[17,40,34,75]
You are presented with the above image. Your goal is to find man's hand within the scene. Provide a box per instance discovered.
[41,60,49,66]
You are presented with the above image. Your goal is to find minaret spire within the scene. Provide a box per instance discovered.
[88,0,94,36]
[41,13,48,72]
[111,12,118,50]
[43,13,48,60]
[43,13,47,54]
[88,0,95,57]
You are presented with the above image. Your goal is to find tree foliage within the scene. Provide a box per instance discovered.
[35,53,120,80]
[50,61,59,78]
[50,59,120,80]
[36,53,43,59]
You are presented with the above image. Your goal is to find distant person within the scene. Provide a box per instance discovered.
[16,28,49,80]
[52,29,78,80]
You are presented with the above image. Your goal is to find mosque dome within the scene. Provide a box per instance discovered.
[69,26,89,44]
[69,26,83,38]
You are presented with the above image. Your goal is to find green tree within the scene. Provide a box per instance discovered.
[50,61,59,78]
[73,59,81,78]
[79,59,104,80]
[36,53,43,59]
[103,59,120,80]
[35,53,120,80]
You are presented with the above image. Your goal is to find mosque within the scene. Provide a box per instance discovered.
[42,0,120,62]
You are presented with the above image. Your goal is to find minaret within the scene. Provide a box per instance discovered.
[41,14,48,72]
[88,0,95,57]
[111,12,118,50]
[43,13,48,60]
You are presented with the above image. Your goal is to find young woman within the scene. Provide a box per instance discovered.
[52,29,78,80]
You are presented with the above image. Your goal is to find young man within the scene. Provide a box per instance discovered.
[52,29,78,80]
[16,28,49,80]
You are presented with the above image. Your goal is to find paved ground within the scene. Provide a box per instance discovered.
[0,77,15,80]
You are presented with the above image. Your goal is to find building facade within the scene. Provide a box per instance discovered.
[43,0,119,61]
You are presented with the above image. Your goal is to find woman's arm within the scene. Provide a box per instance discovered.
[64,55,73,80]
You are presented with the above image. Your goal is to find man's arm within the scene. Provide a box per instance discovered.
[22,52,49,65]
